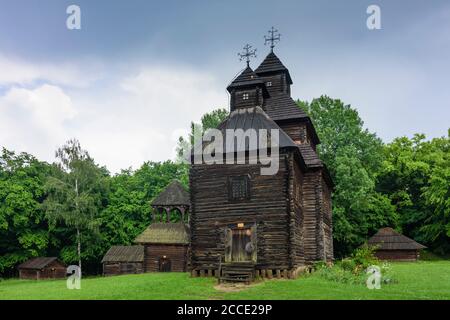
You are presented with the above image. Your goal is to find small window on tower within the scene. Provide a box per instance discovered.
[266,81,272,87]
[228,175,250,201]
[242,93,249,100]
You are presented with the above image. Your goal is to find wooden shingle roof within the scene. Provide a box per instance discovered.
[263,93,309,121]
[227,66,264,92]
[255,52,292,84]
[151,180,190,207]
[135,222,190,245]
[192,106,298,156]
[18,257,62,270]
[368,228,427,250]
[297,144,323,168]
[101,245,144,263]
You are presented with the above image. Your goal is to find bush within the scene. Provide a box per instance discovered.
[314,263,365,285]
[351,244,379,271]
[313,244,397,286]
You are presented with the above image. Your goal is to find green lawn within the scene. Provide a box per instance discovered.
[1,261,449,300]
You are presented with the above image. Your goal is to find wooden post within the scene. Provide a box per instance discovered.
[158,207,163,222]
[180,207,186,223]
[276,270,281,279]
[261,269,266,278]
[165,207,171,223]
[267,269,273,279]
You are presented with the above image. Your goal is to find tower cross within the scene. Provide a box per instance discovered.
[238,44,257,67]
[264,27,281,52]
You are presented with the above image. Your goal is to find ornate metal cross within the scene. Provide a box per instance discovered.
[238,44,257,67]
[264,27,281,52]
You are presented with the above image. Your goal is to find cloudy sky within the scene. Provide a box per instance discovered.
[0,0,449,173]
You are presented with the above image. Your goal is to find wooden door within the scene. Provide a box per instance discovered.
[159,257,171,272]
[224,225,257,263]
[231,229,253,262]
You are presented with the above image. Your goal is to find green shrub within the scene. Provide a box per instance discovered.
[315,264,365,285]
[313,244,397,286]
[339,258,357,273]
[351,243,379,272]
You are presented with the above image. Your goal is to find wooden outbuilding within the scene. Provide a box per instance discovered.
[135,180,190,272]
[18,257,66,280]
[135,222,190,272]
[368,227,427,261]
[101,245,144,276]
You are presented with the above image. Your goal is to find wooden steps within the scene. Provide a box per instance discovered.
[219,262,255,284]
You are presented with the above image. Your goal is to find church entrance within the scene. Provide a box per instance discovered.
[231,228,253,262]
[224,224,257,263]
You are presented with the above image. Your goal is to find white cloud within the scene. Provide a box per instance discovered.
[0,84,76,160]
[0,63,227,173]
[73,66,227,172]
[0,55,101,88]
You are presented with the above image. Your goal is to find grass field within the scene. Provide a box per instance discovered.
[1,261,449,300]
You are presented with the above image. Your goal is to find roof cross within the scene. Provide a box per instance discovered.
[238,44,257,67]
[264,27,281,52]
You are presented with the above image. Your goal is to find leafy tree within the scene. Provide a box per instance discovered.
[176,108,228,161]
[298,96,398,256]
[379,132,450,253]
[0,149,52,276]
[100,161,188,248]
[43,139,108,269]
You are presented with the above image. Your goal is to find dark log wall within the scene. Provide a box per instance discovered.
[302,170,321,264]
[19,261,66,280]
[103,262,143,276]
[290,156,305,266]
[278,122,316,150]
[375,250,419,262]
[144,244,188,272]
[322,177,334,262]
[231,88,263,111]
[258,72,290,95]
[190,152,291,271]
[279,121,333,264]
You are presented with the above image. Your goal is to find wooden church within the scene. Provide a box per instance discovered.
[189,29,334,282]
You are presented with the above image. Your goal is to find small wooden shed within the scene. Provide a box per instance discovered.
[101,245,144,276]
[18,257,66,280]
[134,180,190,273]
[368,227,427,261]
[135,222,190,272]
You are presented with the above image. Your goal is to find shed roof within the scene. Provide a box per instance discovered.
[368,227,427,250]
[135,222,190,245]
[151,180,190,207]
[18,257,62,270]
[101,245,144,263]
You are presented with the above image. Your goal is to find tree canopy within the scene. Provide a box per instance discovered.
[0,99,448,276]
